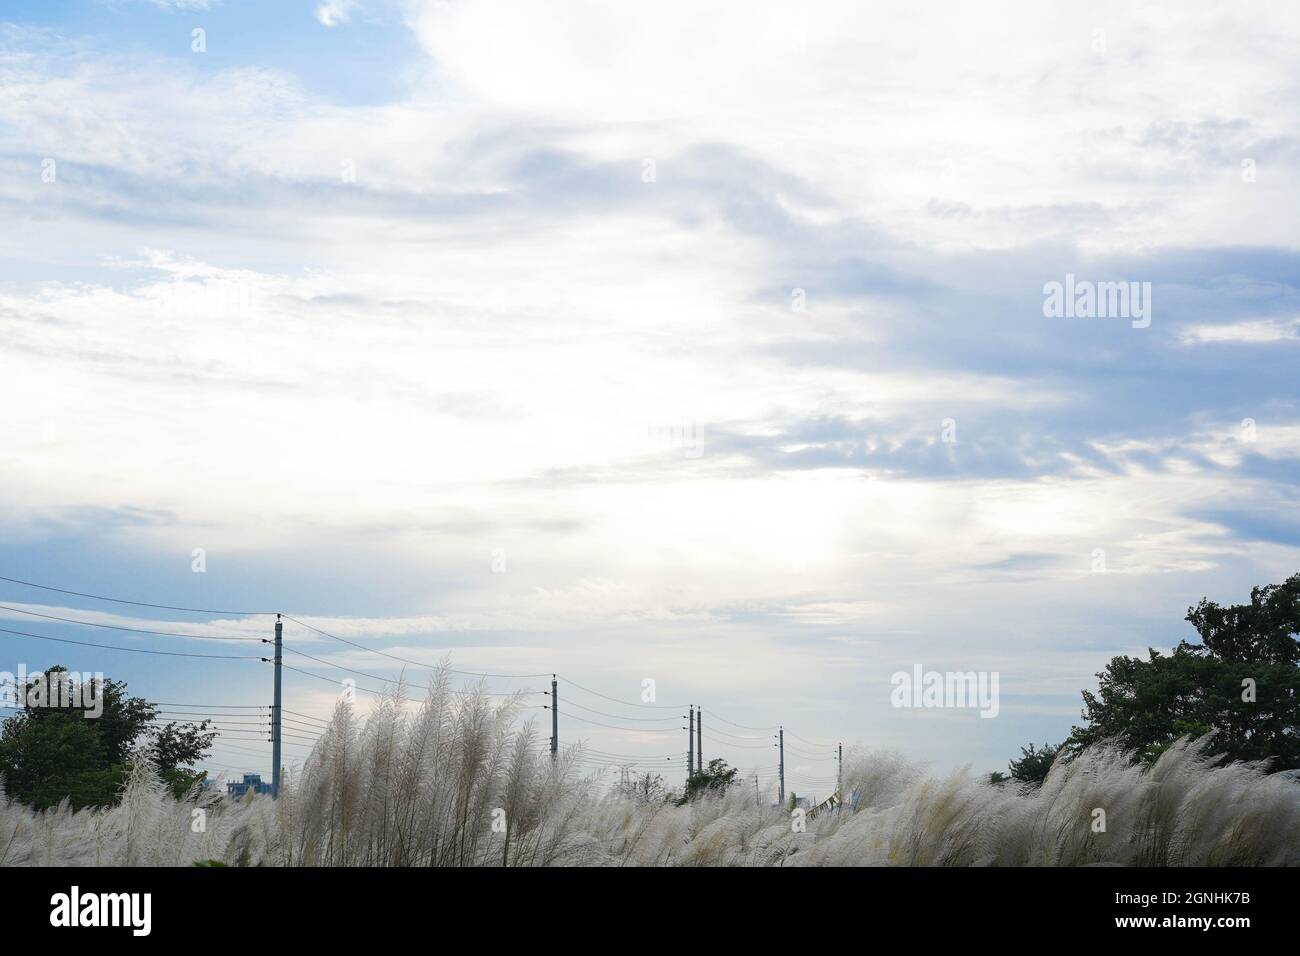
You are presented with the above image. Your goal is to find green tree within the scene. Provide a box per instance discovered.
[153,719,219,797]
[682,758,739,802]
[1008,741,1063,785]
[1066,574,1300,771]
[0,666,216,809]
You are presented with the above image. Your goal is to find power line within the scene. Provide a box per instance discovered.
[559,712,681,735]
[279,643,409,686]
[706,710,778,733]
[148,701,266,709]
[204,742,270,759]
[282,708,330,725]
[0,575,851,784]
[0,604,264,641]
[0,623,266,659]
[786,748,837,761]
[281,713,324,726]
[277,661,545,709]
[581,752,681,762]
[558,676,682,710]
[706,724,774,743]
[280,615,549,680]
[0,574,274,616]
[282,717,324,732]
[561,697,682,723]
[702,734,772,750]
[279,730,319,743]
[277,662,422,701]
[278,643,539,697]
[786,731,837,747]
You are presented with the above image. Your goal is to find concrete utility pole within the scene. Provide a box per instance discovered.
[754,773,759,808]
[777,726,785,808]
[687,705,694,781]
[696,706,702,773]
[550,675,558,759]
[271,614,282,798]
[837,742,843,797]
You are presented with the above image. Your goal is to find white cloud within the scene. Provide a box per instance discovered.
[1180,317,1300,344]
[3,3,1300,771]
[403,0,1300,251]
[315,0,359,27]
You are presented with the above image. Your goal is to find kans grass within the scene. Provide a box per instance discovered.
[3,668,1297,867]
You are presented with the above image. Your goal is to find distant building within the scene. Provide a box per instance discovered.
[227,773,272,798]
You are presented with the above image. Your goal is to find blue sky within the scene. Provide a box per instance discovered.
[0,0,1297,791]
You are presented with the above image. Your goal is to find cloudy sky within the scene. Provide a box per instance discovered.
[0,0,1297,789]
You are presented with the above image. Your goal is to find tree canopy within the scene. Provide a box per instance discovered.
[0,665,216,809]
[683,758,739,802]
[1008,742,1064,784]
[1065,573,1300,770]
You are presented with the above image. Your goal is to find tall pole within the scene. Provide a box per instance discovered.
[754,773,759,808]
[271,614,282,799]
[837,742,843,798]
[778,726,785,808]
[696,706,703,773]
[687,705,694,782]
[550,674,558,760]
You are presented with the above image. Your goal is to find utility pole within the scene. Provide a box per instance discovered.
[550,674,558,760]
[777,725,785,808]
[696,706,702,773]
[687,705,694,781]
[271,613,282,798]
[754,773,759,808]
[837,742,843,798]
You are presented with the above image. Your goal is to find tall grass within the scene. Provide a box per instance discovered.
[2,671,1297,866]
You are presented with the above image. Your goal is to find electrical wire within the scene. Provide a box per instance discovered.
[277,661,424,702]
[703,734,774,750]
[704,709,778,732]
[560,712,680,734]
[280,615,549,680]
[147,702,266,712]
[278,641,541,697]
[786,731,838,747]
[0,574,274,616]
[786,747,837,761]
[276,733,319,749]
[704,724,775,743]
[557,675,683,710]
[0,577,849,773]
[0,623,265,659]
[282,708,330,725]
[0,604,265,641]
[560,697,682,723]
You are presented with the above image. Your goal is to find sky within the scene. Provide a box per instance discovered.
[0,0,1297,793]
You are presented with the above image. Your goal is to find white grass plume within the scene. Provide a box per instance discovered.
[2,673,1297,867]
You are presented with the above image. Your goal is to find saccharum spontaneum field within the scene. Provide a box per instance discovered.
[3,669,1297,867]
